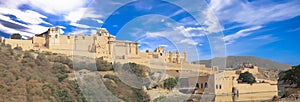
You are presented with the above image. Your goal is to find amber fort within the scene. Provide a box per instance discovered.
[0,26,278,99]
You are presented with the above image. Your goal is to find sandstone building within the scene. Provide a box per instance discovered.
[0,27,278,99]
[0,26,187,65]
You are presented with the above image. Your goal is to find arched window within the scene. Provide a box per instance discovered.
[219,85,222,89]
[216,85,218,89]
[205,82,208,88]
[201,83,203,88]
[55,34,58,39]
[196,83,199,88]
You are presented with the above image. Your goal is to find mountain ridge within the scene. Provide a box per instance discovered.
[192,56,291,71]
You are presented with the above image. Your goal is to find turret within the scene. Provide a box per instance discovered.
[169,51,173,63]
[46,26,61,48]
[176,51,180,63]
[97,28,110,36]
[183,52,187,62]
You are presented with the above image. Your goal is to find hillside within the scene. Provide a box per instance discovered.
[0,42,150,102]
[0,43,86,101]
[192,56,291,70]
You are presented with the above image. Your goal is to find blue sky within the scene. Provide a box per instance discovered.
[0,0,300,65]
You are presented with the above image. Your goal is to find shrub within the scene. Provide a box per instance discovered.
[23,51,34,59]
[163,78,178,90]
[103,74,120,82]
[57,74,68,82]
[237,71,256,84]
[10,33,22,39]
[122,62,150,77]
[96,59,113,71]
[13,46,22,51]
[280,65,300,87]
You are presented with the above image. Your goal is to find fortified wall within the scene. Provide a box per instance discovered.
[0,26,187,66]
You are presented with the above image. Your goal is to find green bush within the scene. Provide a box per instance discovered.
[10,33,22,39]
[163,78,178,90]
[237,71,256,84]
[280,65,300,87]
[57,74,68,82]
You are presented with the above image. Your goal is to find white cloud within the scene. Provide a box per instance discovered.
[70,22,93,29]
[223,26,262,44]
[169,9,185,17]
[175,26,191,37]
[92,19,104,24]
[145,31,168,38]
[174,26,206,37]
[0,8,51,25]
[27,0,90,15]
[209,0,300,26]
[0,23,33,38]
[68,29,89,35]
[0,0,91,15]
[65,8,102,23]
[252,34,277,41]
[179,39,198,45]
[0,15,28,27]
[287,27,300,32]
[159,45,168,47]
[185,27,205,32]
[25,25,50,34]
[0,8,51,38]
[202,8,223,33]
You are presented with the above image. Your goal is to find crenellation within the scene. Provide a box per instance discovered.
[1,26,188,65]
[0,26,278,97]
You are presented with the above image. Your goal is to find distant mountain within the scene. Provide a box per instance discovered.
[192,56,291,71]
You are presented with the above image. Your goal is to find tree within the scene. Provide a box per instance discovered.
[10,33,22,39]
[237,71,256,84]
[163,78,177,90]
[280,65,300,87]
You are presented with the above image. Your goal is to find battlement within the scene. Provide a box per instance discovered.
[1,26,188,65]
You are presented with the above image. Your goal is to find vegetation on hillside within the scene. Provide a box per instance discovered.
[103,74,150,102]
[0,43,86,101]
[122,62,150,77]
[279,64,300,87]
[0,42,153,102]
[237,71,256,84]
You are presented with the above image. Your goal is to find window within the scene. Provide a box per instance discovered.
[219,85,222,89]
[55,34,58,39]
[205,82,208,88]
[196,83,199,88]
[216,85,218,89]
[201,83,203,88]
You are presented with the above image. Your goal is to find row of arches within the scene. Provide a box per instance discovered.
[196,82,208,89]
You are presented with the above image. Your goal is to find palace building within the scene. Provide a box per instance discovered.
[0,26,187,65]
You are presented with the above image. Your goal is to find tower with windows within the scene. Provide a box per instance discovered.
[45,26,61,49]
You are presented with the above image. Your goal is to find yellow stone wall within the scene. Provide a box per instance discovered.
[4,39,33,50]
[241,66,259,74]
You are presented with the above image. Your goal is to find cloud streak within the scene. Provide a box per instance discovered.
[223,26,262,45]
